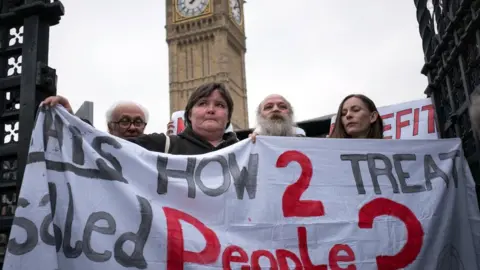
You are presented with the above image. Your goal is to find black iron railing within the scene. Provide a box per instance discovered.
[0,0,64,266]
[414,0,480,199]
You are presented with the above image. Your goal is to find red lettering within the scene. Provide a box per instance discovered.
[160,208,361,270]
[222,246,250,270]
[381,113,394,139]
[413,108,420,136]
[329,244,356,270]
[222,226,349,269]
[176,117,185,134]
[421,104,435,133]
[251,250,278,269]
[276,151,325,217]
[276,249,303,270]
[163,207,221,270]
[298,227,328,269]
[358,198,423,270]
[395,109,412,139]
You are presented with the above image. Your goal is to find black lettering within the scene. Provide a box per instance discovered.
[41,110,86,167]
[63,183,83,258]
[26,151,128,181]
[195,155,231,196]
[228,153,259,199]
[91,136,127,183]
[367,154,399,194]
[40,214,59,250]
[69,125,85,166]
[393,154,426,193]
[83,212,116,262]
[43,110,64,151]
[424,154,449,190]
[17,197,29,208]
[38,193,50,207]
[157,156,196,198]
[340,154,368,194]
[439,150,460,188]
[7,198,38,255]
[114,195,152,269]
[29,112,126,181]
[39,183,62,252]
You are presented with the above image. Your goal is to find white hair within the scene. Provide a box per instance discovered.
[105,101,150,125]
[257,94,294,118]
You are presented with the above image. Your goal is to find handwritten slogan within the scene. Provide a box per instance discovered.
[3,107,480,270]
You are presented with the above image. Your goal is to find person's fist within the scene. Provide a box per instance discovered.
[40,95,73,114]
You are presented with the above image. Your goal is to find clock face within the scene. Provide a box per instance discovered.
[229,0,242,24]
[177,0,209,17]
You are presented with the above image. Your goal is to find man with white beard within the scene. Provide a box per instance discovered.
[249,94,305,142]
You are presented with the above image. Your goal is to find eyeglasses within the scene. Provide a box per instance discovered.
[111,118,147,129]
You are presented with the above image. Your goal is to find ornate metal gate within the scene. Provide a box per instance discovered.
[414,0,480,195]
[0,0,63,266]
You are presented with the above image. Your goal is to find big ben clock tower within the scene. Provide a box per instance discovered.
[165,0,249,130]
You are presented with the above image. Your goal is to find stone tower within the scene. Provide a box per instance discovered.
[165,0,249,130]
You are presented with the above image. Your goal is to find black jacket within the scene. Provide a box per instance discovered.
[129,127,239,155]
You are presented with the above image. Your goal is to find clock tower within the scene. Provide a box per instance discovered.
[165,0,249,130]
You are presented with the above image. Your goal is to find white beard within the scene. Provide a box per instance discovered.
[256,114,295,137]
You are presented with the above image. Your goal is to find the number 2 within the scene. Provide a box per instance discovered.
[276,150,325,217]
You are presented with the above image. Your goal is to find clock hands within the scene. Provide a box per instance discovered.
[178,0,208,17]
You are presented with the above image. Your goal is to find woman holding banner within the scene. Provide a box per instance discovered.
[329,94,384,139]
[132,82,239,154]
[40,82,239,154]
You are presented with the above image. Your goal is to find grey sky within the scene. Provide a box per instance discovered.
[49,0,427,133]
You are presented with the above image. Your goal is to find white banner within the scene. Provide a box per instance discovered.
[3,107,480,270]
[330,98,438,139]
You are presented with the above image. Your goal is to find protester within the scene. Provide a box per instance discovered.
[329,94,384,139]
[40,82,238,154]
[40,97,148,139]
[249,94,305,142]
[105,101,149,139]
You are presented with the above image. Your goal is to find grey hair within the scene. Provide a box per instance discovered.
[105,101,150,125]
[256,94,294,119]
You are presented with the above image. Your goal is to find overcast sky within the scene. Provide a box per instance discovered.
[49,0,428,133]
